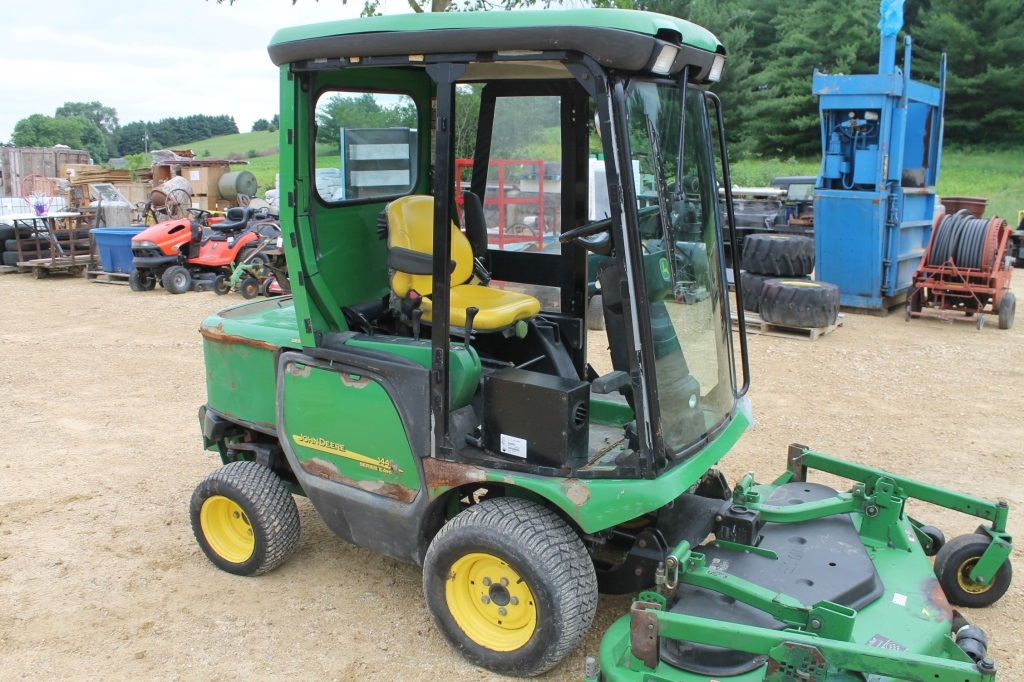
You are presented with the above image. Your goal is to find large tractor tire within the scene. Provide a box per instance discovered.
[189,461,300,576]
[759,279,839,328]
[741,234,815,277]
[587,294,606,331]
[423,497,598,677]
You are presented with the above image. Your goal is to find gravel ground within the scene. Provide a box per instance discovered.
[0,272,1021,681]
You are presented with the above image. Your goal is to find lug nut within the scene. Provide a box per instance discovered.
[482,577,492,586]
[498,607,507,616]
[510,597,519,606]
[499,577,508,587]
[481,596,490,604]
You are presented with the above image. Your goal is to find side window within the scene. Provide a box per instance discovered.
[457,94,562,253]
[313,90,418,202]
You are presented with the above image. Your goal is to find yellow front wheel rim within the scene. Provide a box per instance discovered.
[445,552,537,651]
[200,495,256,564]
[956,557,992,595]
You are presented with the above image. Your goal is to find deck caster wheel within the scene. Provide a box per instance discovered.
[934,534,1012,607]
[975,314,985,331]
[239,277,260,299]
[162,265,192,294]
[423,498,597,677]
[213,274,231,296]
[189,461,300,576]
[918,525,945,556]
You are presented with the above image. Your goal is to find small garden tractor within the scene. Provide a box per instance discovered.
[189,9,1014,680]
[129,207,266,294]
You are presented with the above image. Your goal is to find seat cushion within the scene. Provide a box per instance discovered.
[421,284,541,330]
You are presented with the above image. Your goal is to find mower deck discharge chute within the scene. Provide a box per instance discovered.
[187,8,1013,680]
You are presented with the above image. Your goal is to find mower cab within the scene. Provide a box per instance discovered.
[190,9,1013,680]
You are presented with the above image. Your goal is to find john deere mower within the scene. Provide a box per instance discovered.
[189,9,1013,680]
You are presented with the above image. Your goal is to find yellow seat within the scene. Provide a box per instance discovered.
[386,195,540,330]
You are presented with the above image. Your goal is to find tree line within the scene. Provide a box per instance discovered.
[639,0,1024,156]
[8,102,241,163]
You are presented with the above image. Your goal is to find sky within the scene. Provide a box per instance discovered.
[0,0,417,143]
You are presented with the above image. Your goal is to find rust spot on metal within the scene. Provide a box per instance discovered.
[629,601,661,670]
[424,457,486,494]
[340,373,371,389]
[926,575,954,622]
[286,363,311,378]
[201,323,279,352]
[299,457,416,503]
[561,479,590,507]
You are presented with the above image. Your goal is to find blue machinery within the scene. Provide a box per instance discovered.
[813,0,946,309]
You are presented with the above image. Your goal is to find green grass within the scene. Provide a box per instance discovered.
[730,149,1023,222]
[181,130,1024,223]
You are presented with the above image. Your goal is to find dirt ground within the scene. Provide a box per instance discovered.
[1,272,1022,681]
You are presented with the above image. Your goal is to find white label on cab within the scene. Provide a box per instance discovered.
[500,434,527,458]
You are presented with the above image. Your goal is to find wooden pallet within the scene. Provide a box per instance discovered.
[86,267,131,285]
[732,310,844,341]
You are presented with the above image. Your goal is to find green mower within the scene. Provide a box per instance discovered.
[189,9,1013,680]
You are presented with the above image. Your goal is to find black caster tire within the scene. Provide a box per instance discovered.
[213,274,231,295]
[918,525,945,556]
[934,534,1012,608]
[587,294,605,331]
[998,292,1015,330]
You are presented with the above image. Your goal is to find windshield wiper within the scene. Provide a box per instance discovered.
[645,115,679,288]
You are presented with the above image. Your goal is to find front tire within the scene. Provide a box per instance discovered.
[423,497,597,677]
[162,265,192,294]
[189,461,300,576]
[129,269,156,292]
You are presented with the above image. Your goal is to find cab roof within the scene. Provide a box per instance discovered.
[268,9,723,80]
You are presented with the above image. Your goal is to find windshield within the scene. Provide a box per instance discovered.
[625,80,735,456]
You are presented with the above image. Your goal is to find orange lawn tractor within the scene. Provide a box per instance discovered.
[128,207,267,294]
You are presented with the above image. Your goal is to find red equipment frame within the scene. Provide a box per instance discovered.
[455,159,550,250]
[907,213,1014,326]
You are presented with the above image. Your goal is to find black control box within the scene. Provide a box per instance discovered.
[483,368,590,470]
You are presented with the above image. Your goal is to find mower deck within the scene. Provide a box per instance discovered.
[591,446,1011,682]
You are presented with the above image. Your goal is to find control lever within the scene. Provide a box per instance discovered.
[463,307,479,350]
[412,308,424,341]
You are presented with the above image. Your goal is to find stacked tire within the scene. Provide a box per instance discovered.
[0,225,51,266]
[739,234,839,329]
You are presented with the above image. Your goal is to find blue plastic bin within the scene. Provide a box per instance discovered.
[91,227,146,274]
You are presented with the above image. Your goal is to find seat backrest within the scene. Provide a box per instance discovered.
[461,190,488,259]
[209,206,252,232]
[387,195,473,298]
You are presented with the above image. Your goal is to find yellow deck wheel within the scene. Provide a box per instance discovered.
[446,552,537,651]
[199,495,256,564]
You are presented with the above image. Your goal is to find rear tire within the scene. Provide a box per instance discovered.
[423,497,597,677]
[190,461,300,576]
[741,234,815,277]
[162,265,191,294]
[759,279,839,328]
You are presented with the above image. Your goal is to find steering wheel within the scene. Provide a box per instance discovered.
[188,208,212,221]
[558,216,613,244]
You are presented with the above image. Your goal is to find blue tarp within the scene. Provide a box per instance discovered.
[878,0,905,36]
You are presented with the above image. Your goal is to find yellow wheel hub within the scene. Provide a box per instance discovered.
[200,495,255,564]
[445,552,537,651]
[956,557,992,595]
